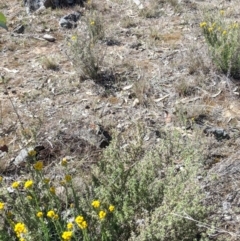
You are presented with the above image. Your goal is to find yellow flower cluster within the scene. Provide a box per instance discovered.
[14,222,27,238]
[91,200,100,208]
[24,180,33,189]
[33,161,43,171]
[200,22,207,28]
[91,200,115,220]
[36,211,43,218]
[62,231,73,241]
[109,205,115,212]
[49,186,55,194]
[43,178,50,184]
[61,158,68,167]
[71,35,77,42]
[98,210,106,220]
[0,202,4,210]
[27,195,32,200]
[28,150,36,157]
[65,174,72,182]
[75,215,88,229]
[67,222,73,230]
[47,210,59,220]
[12,181,20,189]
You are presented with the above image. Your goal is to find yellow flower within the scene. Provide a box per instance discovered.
[220,10,224,15]
[91,200,100,208]
[71,35,77,41]
[200,22,207,28]
[222,30,227,35]
[67,222,73,230]
[0,202,4,210]
[43,178,50,184]
[24,180,33,189]
[28,150,36,157]
[99,210,106,220]
[27,195,32,200]
[78,220,87,229]
[60,180,66,186]
[47,210,55,219]
[49,186,55,194]
[14,222,27,235]
[12,181,20,189]
[108,205,115,212]
[65,175,72,182]
[62,231,73,241]
[36,212,43,218]
[33,161,43,171]
[19,238,25,241]
[0,176,3,182]
[232,23,239,29]
[208,27,213,32]
[90,20,95,26]
[75,215,84,224]
[7,211,12,218]
[61,158,68,167]
[75,216,88,229]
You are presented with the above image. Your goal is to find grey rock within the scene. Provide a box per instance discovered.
[222,201,231,212]
[59,12,81,29]
[223,214,232,221]
[43,34,55,42]
[24,0,83,13]
[204,126,230,141]
[14,149,28,166]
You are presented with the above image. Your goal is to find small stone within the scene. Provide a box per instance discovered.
[59,12,81,29]
[14,149,28,166]
[222,201,231,212]
[122,84,133,90]
[43,34,55,42]
[223,214,232,221]
[132,98,140,106]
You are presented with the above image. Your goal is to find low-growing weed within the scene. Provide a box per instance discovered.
[200,10,240,78]
[66,10,105,80]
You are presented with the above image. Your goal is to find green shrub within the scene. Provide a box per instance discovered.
[91,128,211,241]
[200,10,240,78]
[0,127,211,241]
[66,11,105,80]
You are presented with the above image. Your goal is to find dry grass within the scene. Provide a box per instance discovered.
[41,56,59,71]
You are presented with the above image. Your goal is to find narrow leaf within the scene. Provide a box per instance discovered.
[0,12,8,30]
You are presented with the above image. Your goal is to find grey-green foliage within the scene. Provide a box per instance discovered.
[90,127,210,241]
[132,158,209,241]
[0,12,7,30]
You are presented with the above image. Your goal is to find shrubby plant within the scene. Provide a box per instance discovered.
[66,11,105,80]
[0,127,211,241]
[0,153,117,241]
[200,10,240,78]
[91,128,211,241]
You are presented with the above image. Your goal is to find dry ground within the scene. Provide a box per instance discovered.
[1,0,240,240]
